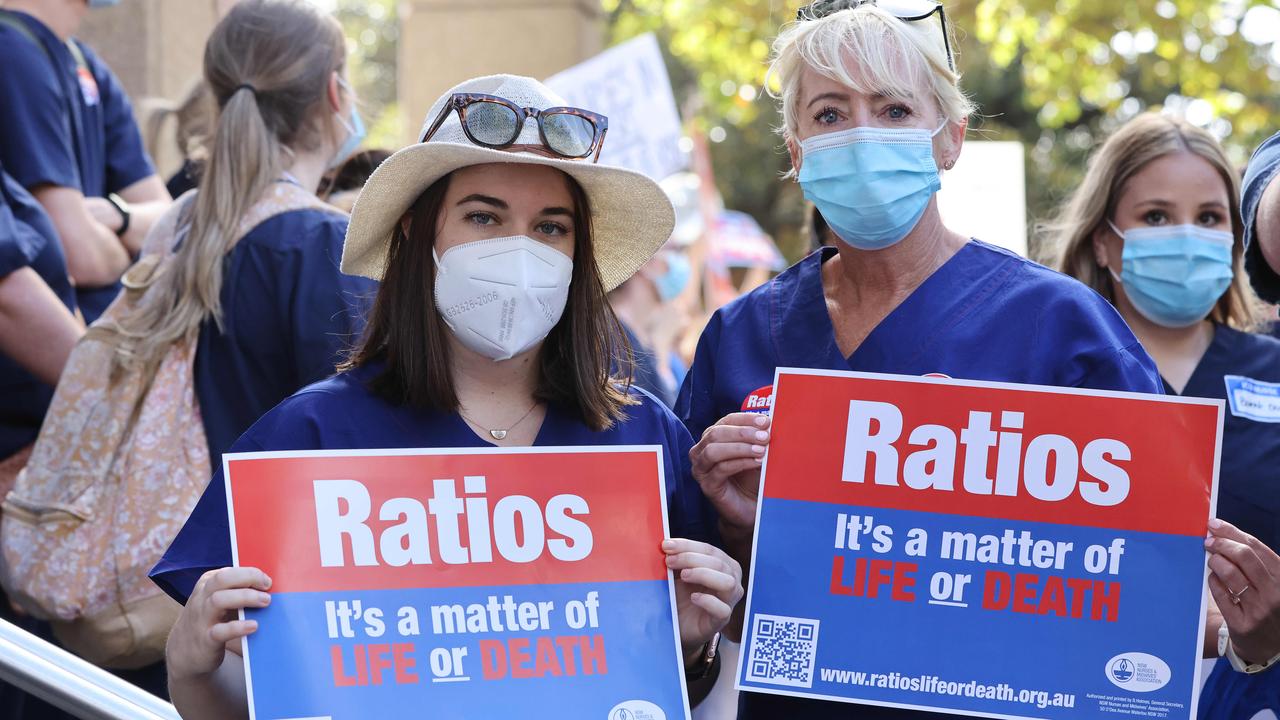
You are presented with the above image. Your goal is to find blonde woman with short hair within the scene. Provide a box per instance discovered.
[676,3,1279,718]
[1051,113,1280,714]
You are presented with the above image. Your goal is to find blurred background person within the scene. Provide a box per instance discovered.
[0,0,171,322]
[0,160,81,504]
[610,246,693,408]
[143,80,216,198]
[1050,112,1280,718]
[0,160,82,720]
[118,0,375,470]
[318,147,392,212]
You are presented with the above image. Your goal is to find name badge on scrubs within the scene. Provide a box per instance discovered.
[1223,375,1280,423]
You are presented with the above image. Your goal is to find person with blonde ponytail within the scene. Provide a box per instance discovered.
[125,0,375,465]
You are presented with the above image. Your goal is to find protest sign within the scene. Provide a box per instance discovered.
[224,447,689,720]
[546,33,686,181]
[738,369,1223,719]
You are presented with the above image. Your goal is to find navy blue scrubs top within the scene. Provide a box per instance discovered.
[677,241,1164,720]
[0,10,156,322]
[151,365,719,604]
[1170,324,1280,719]
[0,167,77,459]
[194,208,376,466]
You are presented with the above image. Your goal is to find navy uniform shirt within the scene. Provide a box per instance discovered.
[677,241,1163,720]
[151,366,719,604]
[0,166,77,459]
[1164,324,1280,552]
[0,10,156,321]
[1168,324,1280,720]
[193,207,376,466]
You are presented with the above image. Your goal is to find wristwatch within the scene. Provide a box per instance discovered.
[1219,622,1280,674]
[686,632,721,681]
[104,192,131,237]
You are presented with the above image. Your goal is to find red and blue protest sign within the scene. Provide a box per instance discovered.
[224,447,689,720]
[738,369,1223,719]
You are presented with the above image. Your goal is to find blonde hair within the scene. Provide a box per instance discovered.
[1045,112,1260,330]
[117,0,345,373]
[143,79,215,172]
[768,5,974,145]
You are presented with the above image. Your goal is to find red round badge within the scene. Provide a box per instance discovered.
[740,385,774,413]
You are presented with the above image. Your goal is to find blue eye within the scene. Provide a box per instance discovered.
[466,212,496,226]
[536,221,570,236]
[813,106,841,125]
[886,104,912,120]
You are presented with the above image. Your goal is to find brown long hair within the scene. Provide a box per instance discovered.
[116,0,345,373]
[1044,112,1260,329]
[342,171,636,431]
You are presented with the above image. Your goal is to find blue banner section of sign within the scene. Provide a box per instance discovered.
[244,580,684,720]
[740,500,1205,719]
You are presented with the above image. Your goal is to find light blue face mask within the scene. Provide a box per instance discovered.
[330,78,366,169]
[1108,221,1235,328]
[651,251,691,302]
[797,122,946,251]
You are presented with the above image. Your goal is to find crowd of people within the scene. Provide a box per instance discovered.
[0,0,1278,718]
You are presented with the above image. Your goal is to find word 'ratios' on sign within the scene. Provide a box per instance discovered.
[312,476,594,567]
[842,401,1131,506]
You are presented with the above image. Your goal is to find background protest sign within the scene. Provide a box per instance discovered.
[224,447,689,720]
[546,33,686,181]
[737,369,1223,719]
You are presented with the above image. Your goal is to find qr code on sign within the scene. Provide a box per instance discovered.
[744,613,820,688]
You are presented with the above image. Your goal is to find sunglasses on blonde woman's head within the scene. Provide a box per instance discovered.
[797,0,955,72]
[420,93,610,162]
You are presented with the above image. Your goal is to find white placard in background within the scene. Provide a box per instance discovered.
[937,141,1028,257]
[546,33,686,181]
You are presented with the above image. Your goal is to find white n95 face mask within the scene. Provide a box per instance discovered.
[433,235,573,361]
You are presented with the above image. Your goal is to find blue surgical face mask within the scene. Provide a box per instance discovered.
[1107,221,1235,328]
[330,78,366,169]
[797,122,946,251]
[650,251,691,302]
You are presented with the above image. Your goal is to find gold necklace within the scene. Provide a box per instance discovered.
[458,402,540,441]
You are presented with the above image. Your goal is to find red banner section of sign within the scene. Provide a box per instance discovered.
[762,370,1221,536]
[226,448,670,594]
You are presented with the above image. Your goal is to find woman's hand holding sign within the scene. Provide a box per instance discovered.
[690,412,771,537]
[166,567,270,720]
[664,538,743,657]
[1205,519,1280,668]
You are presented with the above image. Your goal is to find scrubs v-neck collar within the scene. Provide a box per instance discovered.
[774,241,1012,372]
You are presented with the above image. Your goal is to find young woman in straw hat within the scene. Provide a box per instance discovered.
[151,74,742,718]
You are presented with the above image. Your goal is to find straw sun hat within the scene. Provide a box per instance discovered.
[341,74,675,291]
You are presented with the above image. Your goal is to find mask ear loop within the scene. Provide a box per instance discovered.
[1104,219,1125,285]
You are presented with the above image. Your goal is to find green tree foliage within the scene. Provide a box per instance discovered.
[603,0,1280,260]
[335,0,401,149]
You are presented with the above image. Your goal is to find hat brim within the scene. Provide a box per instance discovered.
[342,142,676,292]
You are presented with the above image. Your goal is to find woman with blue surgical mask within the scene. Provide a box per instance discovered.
[676,4,1280,719]
[1052,112,1280,717]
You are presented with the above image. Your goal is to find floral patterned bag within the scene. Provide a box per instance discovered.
[0,185,334,668]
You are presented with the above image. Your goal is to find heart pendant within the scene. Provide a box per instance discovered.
[490,429,508,440]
